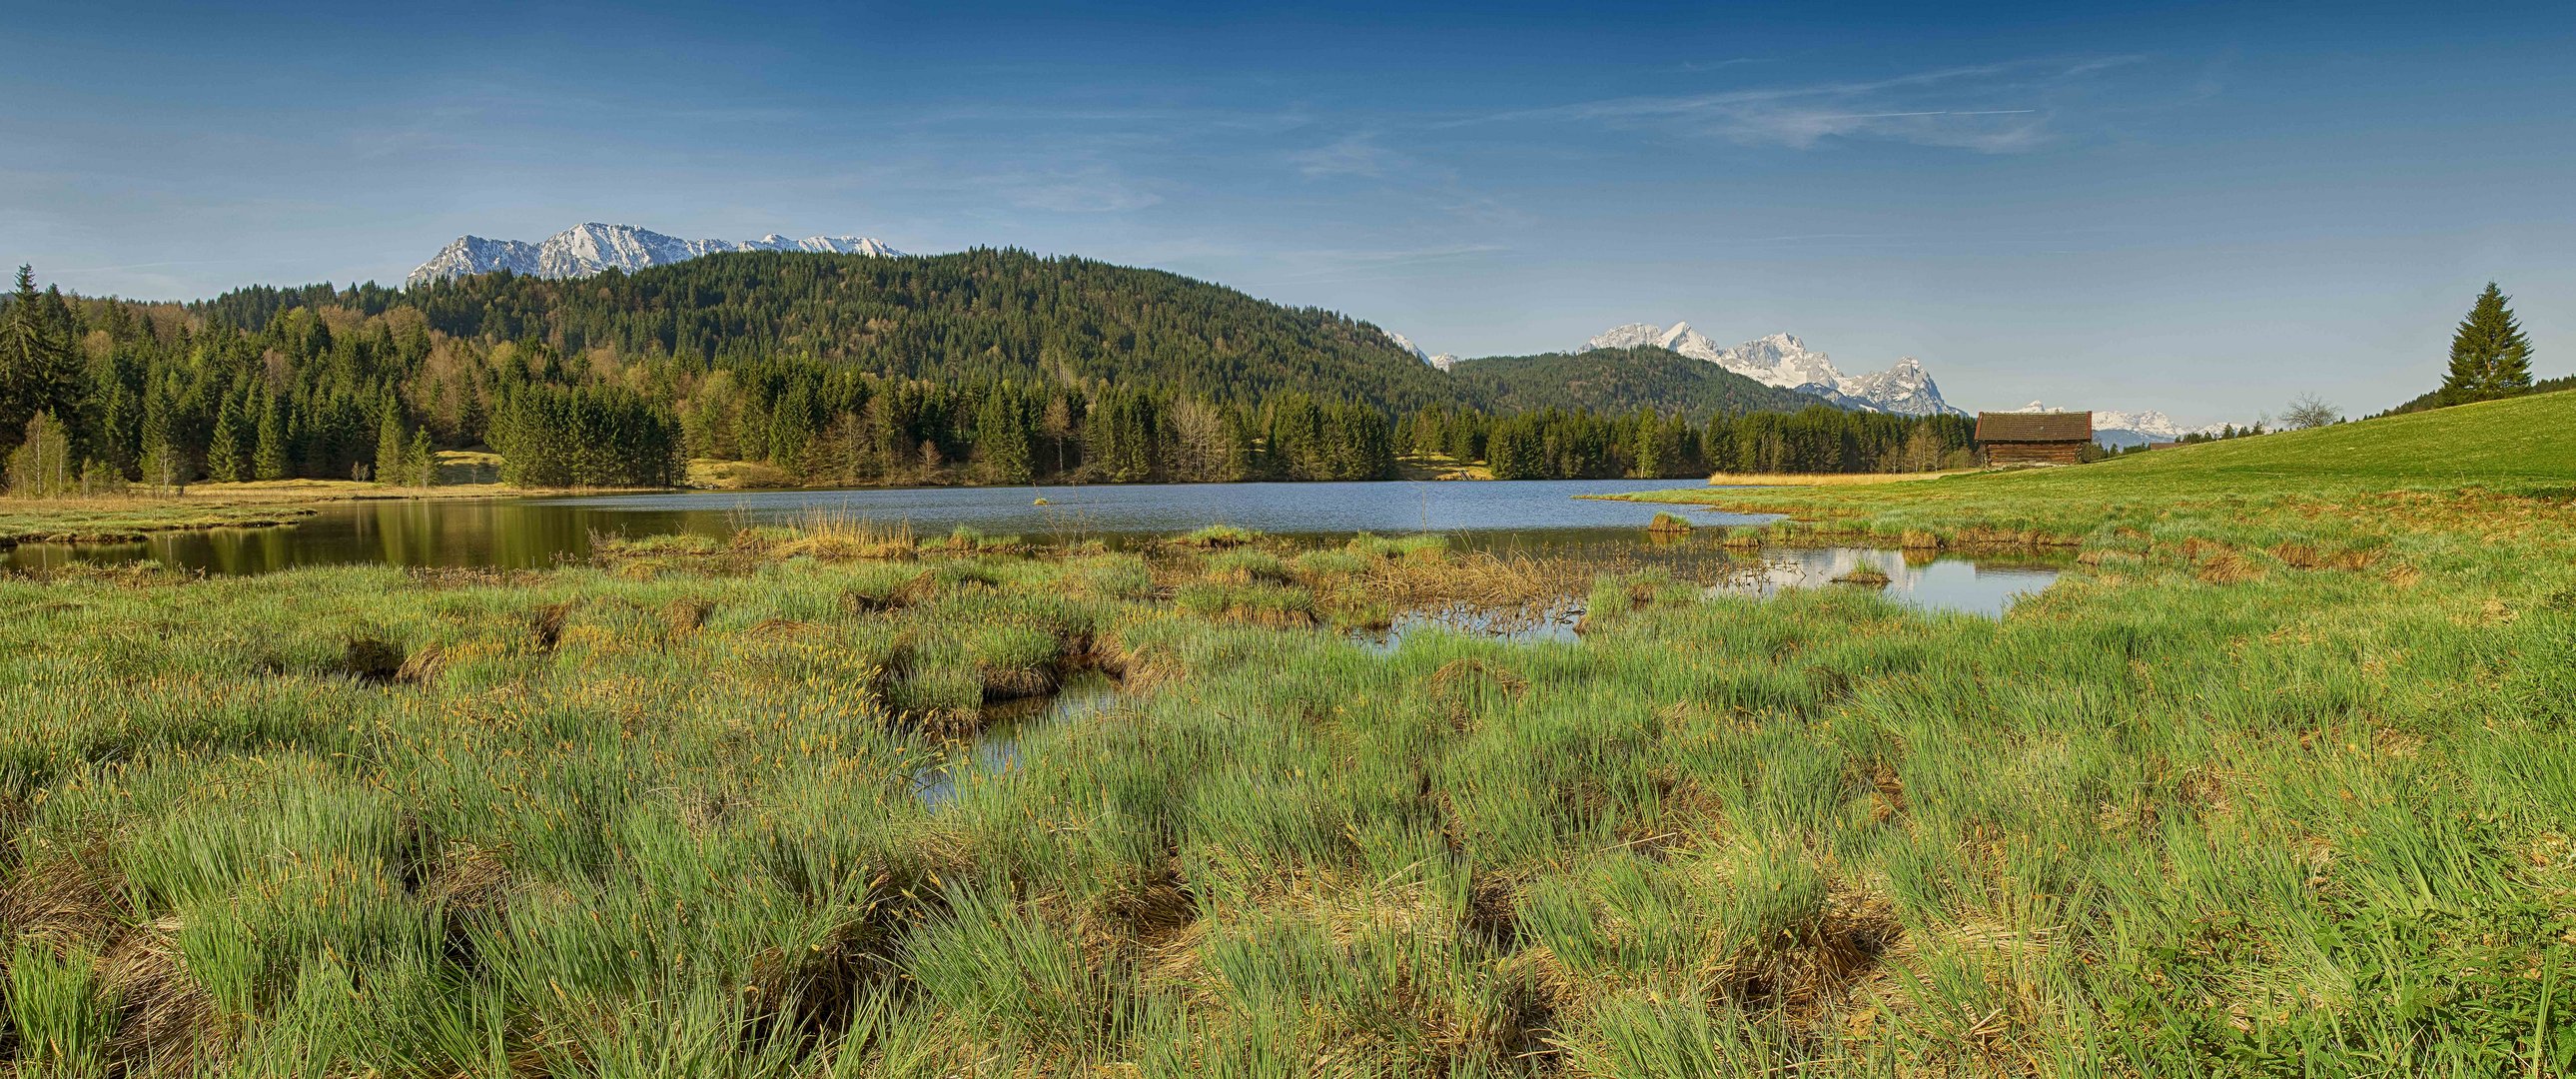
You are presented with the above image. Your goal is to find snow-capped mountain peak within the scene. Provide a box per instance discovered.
[2014,402,2237,448]
[408,224,904,287]
[1659,322,1718,356]
[1581,322,1958,416]
[1382,329,1461,371]
[1587,323,1675,352]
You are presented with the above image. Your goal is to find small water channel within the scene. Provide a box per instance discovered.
[1349,545,2065,652]
[914,673,1124,808]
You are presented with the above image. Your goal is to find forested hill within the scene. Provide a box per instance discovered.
[1444,346,1821,417]
[0,252,1929,497]
[205,249,1465,415]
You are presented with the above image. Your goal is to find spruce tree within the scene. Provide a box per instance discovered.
[254,391,290,480]
[978,387,1033,484]
[0,266,69,461]
[407,429,434,488]
[208,395,248,483]
[2439,282,2536,406]
[376,401,409,486]
[95,376,137,479]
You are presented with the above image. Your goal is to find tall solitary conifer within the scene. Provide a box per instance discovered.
[376,398,409,485]
[2439,282,2535,406]
[0,266,75,461]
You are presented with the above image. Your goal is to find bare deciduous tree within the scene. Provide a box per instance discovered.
[2281,395,2341,431]
[1166,398,1236,483]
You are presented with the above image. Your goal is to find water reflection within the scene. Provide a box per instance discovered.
[915,674,1125,808]
[1712,547,2062,617]
[1349,601,1586,653]
[1353,545,2064,652]
[5,481,1779,576]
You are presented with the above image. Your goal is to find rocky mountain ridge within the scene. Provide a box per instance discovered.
[1582,324,1958,416]
[407,223,902,287]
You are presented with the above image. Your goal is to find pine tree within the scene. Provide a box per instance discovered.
[376,400,409,486]
[138,379,188,492]
[254,390,290,480]
[0,266,73,461]
[2439,282,2536,406]
[977,387,1034,484]
[95,375,137,479]
[207,394,248,483]
[408,429,435,488]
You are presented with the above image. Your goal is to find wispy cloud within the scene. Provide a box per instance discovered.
[1475,56,2143,152]
[1288,133,1400,179]
[977,164,1164,214]
[1243,243,1510,288]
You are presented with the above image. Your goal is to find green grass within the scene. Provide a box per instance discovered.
[4,398,2576,1074]
[1620,389,2576,543]
[0,499,321,545]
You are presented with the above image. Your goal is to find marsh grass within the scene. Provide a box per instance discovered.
[6,397,2576,1074]
[0,499,320,546]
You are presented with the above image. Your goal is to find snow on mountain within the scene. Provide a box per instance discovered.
[407,236,542,284]
[1581,323,1959,416]
[1381,330,1461,371]
[1585,323,1677,353]
[2010,402,2232,448]
[408,223,903,287]
[1836,356,1950,418]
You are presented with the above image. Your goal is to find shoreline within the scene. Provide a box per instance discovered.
[0,482,674,547]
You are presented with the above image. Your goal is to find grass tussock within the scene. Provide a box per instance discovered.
[1703,470,1970,487]
[9,400,2576,1073]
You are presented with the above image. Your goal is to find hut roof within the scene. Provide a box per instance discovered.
[1976,411,2094,443]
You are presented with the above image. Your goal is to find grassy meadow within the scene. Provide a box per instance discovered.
[3,393,2575,1075]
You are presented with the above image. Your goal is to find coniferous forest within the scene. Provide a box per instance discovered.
[0,252,1979,494]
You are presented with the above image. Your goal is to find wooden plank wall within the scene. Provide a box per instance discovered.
[1986,441,2087,465]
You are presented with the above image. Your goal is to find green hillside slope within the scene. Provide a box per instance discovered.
[2002,388,2576,495]
[1445,346,1823,417]
[1626,389,2576,536]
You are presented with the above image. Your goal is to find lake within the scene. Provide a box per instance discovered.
[3,482,2065,618]
[3,479,1776,575]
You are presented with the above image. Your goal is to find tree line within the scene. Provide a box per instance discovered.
[0,254,1979,497]
[1397,403,1977,480]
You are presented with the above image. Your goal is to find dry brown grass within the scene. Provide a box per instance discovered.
[1704,471,1974,488]
[765,516,918,560]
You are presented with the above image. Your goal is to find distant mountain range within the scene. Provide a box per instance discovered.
[1391,323,2237,436]
[407,223,902,287]
[406,233,2217,436]
[1380,331,1460,372]
[1581,324,1957,417]
[2010,402,2230,448]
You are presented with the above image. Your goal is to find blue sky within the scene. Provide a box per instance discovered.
[8,1,2575,420]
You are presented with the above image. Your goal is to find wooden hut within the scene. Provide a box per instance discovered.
[1975,411,2093,466]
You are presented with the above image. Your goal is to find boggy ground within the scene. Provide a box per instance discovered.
[3,394,2575,1077]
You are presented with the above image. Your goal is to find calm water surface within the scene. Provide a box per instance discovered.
[1354,545,2064,651]
[916,674,1125,808]
[5,482,2061,619]
[1720,546,2063,617]
[2,480,1775,575]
